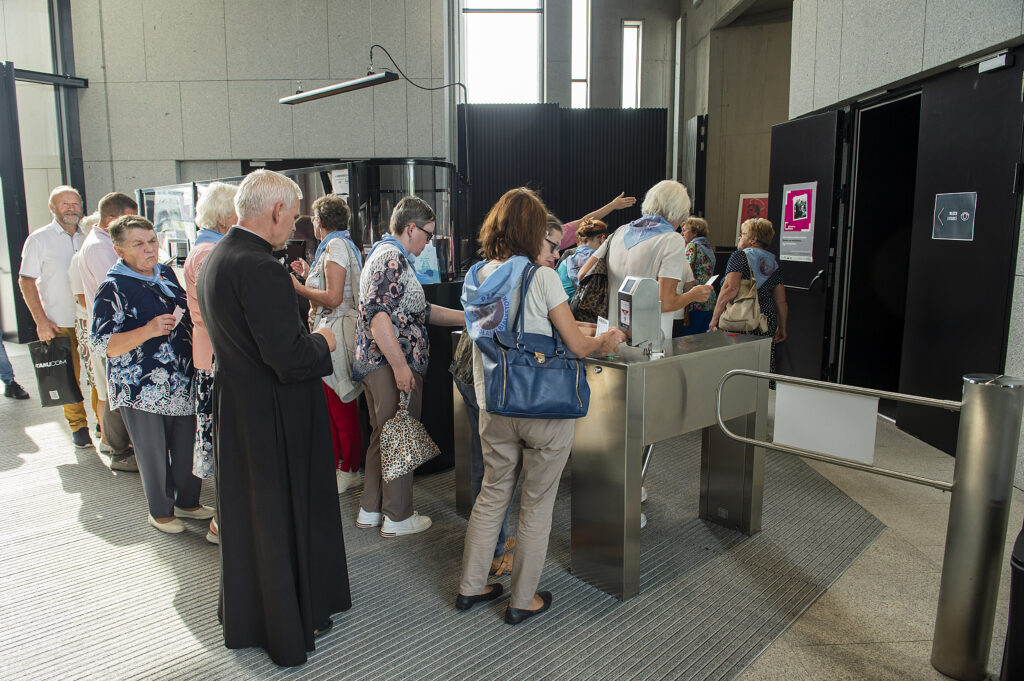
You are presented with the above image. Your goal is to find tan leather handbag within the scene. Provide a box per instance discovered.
[718,252,768,334]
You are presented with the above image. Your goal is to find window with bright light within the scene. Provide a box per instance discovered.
[463,1,543,104]
[621,20,643,109]
[570,0,589,108]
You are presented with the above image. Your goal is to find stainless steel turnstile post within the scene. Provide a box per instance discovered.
[931,375,1024,681]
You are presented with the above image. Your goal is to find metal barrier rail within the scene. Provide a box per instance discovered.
[714,368,1024,681]
[715,369,959,492]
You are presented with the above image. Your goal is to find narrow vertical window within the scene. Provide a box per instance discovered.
[621,20,643,108]
[570,0,589,108]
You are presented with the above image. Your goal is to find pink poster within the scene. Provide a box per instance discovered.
[780,181,817,262]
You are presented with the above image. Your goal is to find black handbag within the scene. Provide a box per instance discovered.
[28,336,84,407]
[477,265,590,419]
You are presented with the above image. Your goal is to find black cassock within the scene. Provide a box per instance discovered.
[198,227,350,667]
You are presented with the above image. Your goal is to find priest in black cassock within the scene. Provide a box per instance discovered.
[197,169,351,667]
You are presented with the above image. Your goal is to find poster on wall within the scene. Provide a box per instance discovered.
[780,181,817,262]
[932,192,977,241]
[736,194,769,241]
[330,169,350,201]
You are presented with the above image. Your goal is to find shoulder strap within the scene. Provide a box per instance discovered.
[511,264,540,336]
[342,239,362,307]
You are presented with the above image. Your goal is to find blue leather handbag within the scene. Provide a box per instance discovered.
[477,265,590,419]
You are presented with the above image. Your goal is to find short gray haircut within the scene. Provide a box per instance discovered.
[81,212,100,232]
[196,182,238,230]
[108,214,155,247]
[234,169,302,221]
[48,185,82,206]
[389,196,435,236]
[641,180,691,225]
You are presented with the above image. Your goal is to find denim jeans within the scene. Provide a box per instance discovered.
[0,340,15,385]
[455,378,513,558]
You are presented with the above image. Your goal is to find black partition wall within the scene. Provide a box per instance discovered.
[457,103,668,260]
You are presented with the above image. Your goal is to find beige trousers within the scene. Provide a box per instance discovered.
[458,410,574,609]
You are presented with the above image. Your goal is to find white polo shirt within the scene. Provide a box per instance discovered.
[20,220,85,327]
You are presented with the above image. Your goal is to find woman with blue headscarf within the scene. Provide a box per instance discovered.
[91,215,210,535]
[291,194,365,494]
[710,217,788,371]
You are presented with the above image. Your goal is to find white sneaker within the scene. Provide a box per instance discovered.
[355,508,382,528]
[98,441,113,454]
[641,486,648,503]
[174,504,215,520]
[148,515,185,534]
[336,469,362,494]
[380,511,432,537]
[641,513,648,529]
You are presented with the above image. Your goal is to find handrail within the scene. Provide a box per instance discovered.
[715,369,959,492]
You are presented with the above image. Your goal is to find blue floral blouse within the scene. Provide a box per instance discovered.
[89,264,194,416]
[352,244,431,382]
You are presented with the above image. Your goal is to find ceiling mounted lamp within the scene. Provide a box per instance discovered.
[279,71,398,105]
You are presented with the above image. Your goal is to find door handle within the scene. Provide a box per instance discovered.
[785,269,825,292]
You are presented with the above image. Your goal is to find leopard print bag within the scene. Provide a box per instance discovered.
[380,391,440,482]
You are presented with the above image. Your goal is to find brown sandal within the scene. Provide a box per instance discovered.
[489,552,514,576]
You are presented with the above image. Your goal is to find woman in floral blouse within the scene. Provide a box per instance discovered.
[351,196,464,538]
[680,217,718,335]
[91,215,212,535]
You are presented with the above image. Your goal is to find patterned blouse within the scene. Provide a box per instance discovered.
[352,243,432,382]
[685,240,718,312]
[90,264,194,416]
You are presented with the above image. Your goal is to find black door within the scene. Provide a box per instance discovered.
[896,53,1024,454]
[766,111,848,380]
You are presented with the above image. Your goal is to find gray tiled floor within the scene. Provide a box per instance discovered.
[739,416,1023,681]
[2,340,1021,680]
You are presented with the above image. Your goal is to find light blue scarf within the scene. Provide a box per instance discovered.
[690,236,715,270]
[193,228,224,247]
[367,233,416,270]
[461,256,532,341]
[108,260,178,300]
[312,229,362,273]
[622,214,675,249]
[743,247,779,289]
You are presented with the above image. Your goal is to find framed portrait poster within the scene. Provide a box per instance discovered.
[736,194,769,241]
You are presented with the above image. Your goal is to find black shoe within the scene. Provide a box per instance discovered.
[313,618,333,637]
[455,583,504,611]
[4,381,29,400]
[504,591,552,625]
[95,423,102,437]
[72,426,92,448]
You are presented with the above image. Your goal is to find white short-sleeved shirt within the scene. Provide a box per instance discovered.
[671,259,696,321]
[20,220,85,327]
[592,228,687,324]
[308,237,359,324]
[68,251,88,321]
[472,262,568,408]
[79,227,119,309]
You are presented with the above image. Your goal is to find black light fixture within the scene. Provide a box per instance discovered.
[278,71,399,105]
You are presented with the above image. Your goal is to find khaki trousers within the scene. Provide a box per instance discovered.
[56,327,87,431]
[358,366,423,522]
[459,410,574,609]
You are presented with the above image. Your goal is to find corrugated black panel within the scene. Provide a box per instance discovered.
[457,104,668,263]
[558,108,667,229]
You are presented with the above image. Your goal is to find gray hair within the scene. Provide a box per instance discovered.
[234,170,302,221]
[108,214,155,247]
[641,180,691,225]
[196,182,238,230]
[81,212,100,232]
[389,195,435,236]
[48,185,82,207]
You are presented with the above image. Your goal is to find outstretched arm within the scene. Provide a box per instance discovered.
[578,192,637,223]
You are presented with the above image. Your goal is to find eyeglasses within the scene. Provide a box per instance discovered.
[412,224,434,242]
[545,238,559,252]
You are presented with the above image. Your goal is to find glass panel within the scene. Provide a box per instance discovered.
[464,12,541,104]
[138,183,196,261]
[571,81,588,109]
[15,81,61,231]
[0,0,54,72]
[621,23,641,109]
[571,0,588,80]
[464,0,541,9]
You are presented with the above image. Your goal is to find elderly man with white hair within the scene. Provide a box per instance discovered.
[19,185,90,446]
[197,169,350,667]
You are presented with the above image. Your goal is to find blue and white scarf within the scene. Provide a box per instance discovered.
[193,228,224,248]
[312,229,362,273]
[622,214,675,249]
[108,260,178,300]
[689,235,714,268]
[460,256,532,342]
[743,247,779,289]
[367,233,416,270]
